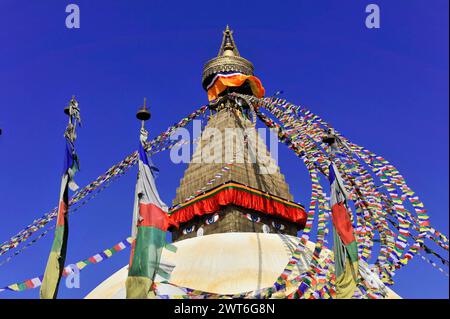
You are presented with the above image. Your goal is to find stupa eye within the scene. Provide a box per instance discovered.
[182,225,195,234]
[245,213,261,223]
[205,214,219,225]
[272,221,285,231]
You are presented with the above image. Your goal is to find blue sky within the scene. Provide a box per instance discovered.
[0,0,448,299]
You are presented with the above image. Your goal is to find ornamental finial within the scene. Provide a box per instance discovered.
[63,95,81,143]
[136,97,151,128]
[218,25,240,57]
[322,128,337,146]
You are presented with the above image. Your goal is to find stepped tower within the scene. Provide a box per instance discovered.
[169,27,306,242]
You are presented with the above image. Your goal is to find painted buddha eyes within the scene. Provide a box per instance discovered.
[182,225,195,235]
[245,213,261,223]
[181,214,285,235]
[272,221,285,231]
[182,214,219,236]
[205,214,219,225]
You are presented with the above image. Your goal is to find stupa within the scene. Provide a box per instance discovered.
[86,27,400,299]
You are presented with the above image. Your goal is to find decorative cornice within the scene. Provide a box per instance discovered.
[202,55,254,86]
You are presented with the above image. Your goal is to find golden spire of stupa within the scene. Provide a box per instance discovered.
[217,25,240,57]
[202,26,254,89]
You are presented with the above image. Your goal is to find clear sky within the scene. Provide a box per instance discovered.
[0,0,448,299]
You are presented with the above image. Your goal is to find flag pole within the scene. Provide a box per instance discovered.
[40,96,81,299]
[126,98,173,298]
[322,128,360,299]
[126,98,157,299]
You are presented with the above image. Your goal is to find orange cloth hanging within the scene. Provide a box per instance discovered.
[207,74,265,101]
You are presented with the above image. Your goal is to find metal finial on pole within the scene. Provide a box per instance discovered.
[136,97,151,129]
[322,127,353,156]
[64,95,81,143]
[322,128,337,147]
[64,95,76,116]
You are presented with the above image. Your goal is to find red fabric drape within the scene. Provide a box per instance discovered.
[169,186,306,228]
